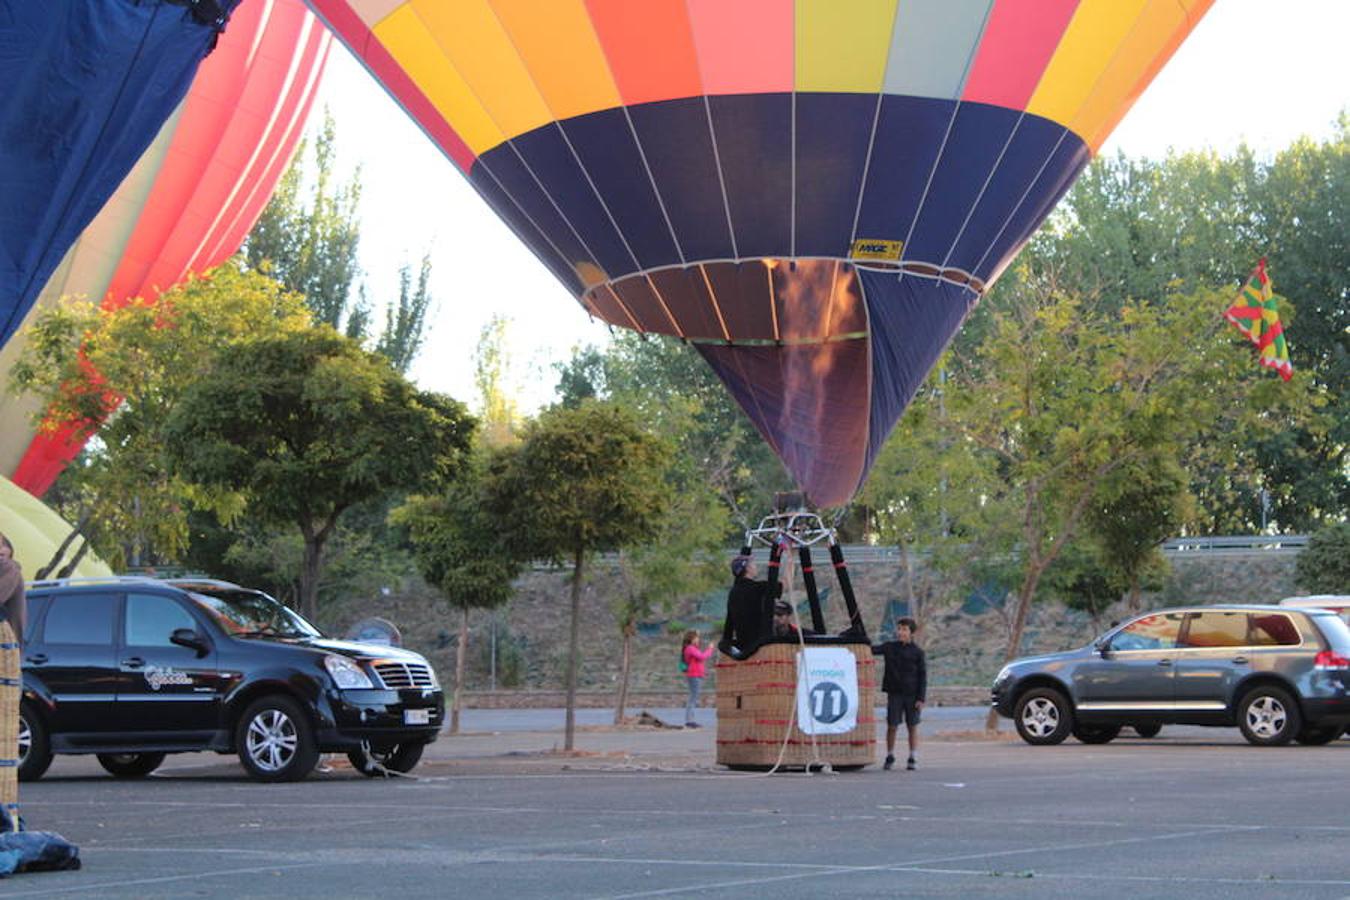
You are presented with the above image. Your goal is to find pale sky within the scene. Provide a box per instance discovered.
[315,0,1348,412]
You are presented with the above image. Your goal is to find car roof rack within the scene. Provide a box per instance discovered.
[26,575,166,590]
[164,577,245,590]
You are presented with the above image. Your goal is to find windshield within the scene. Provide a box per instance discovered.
[188,589,321,639]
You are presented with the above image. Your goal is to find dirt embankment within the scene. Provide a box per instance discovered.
[316,550,1299,704]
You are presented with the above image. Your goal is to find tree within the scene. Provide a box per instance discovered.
[246,110,437,373]
[484,402,670,750]
[1041,543,1128,634]
[473,314,519,448]
[859,364,1000,624]
[583,333,792,531]
[611,482,727,723]
[246,110,365,337]
[1084,454,1191,612]
[374,254,434,374]
[553,344,607,409]
[987,125,1349,530]
[950,270,1312,731]
[163,327,475,620]
[391,458,520,734]
[8,261,312,567]
[1294,523,1350,595]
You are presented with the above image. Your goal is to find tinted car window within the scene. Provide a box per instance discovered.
[1110,613,1183,650]
[42,593,117,645]
[23,595,50,643]
[1181,611,1247,648]
[125,593,197,646]
[1248,613,1300,646]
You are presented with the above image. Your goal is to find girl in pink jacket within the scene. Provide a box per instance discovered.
[681,631,715,728]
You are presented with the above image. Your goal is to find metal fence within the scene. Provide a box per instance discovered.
[560,535,1308,571]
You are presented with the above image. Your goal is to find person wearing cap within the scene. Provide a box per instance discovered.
[771,599,801,639]
[719,554,781,658]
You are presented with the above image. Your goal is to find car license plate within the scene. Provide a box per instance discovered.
[404,709,430,725]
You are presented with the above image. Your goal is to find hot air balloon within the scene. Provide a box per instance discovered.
[0,0,248,350]
[0,476,110,580]
[306,0,1213,507]
[0,0,331,495]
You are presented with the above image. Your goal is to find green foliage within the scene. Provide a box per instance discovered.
[978,124,1349,530]
[390,458,522,614]
[483,401,670,746]
[474,616,527,688]
[1083,454,1189,605]
[553,344,606,409]
[485,401,671,563]
[1294,522,1350,594]
[163,327,475,617]
[614,484,729,632]
[568,333,792,531]
[473,314,519,447]
[246,110,436,373]
[246,111,364,336]
[374,254,434,374]
[8,262,311,567]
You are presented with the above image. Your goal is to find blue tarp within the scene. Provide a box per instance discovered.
[0,808,80,877]
[0,0,241,346]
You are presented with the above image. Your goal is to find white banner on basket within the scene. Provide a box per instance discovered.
[795,646,858,735]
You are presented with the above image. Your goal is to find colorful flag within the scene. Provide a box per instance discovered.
[1224,258,1292,381]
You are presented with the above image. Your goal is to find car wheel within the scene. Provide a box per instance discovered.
[346,741,426,777]
[97,752,167,778]
[236,695,319,782]
[1294,725,1341,746]
[17,703,53,782]
[1072,724,1122,744]
[1237,686,1301,746]
[1132,724,1162,738]
[1013,687,1073,745]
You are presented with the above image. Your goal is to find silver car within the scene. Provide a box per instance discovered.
[991,605,1350,746]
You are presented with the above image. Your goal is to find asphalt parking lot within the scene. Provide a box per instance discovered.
[6,713,1349,899]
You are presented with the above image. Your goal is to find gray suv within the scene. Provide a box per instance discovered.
[991,605,1350,746]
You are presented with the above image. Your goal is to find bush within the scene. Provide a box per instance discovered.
[1295,523,1350,594]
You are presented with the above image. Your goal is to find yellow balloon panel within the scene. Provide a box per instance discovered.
[0,476,111,579]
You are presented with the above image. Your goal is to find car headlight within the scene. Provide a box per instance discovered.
[324,654,374,690]
[993,665,1013,687]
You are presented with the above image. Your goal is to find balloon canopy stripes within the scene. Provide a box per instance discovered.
[0,0,330,494]
[0,0,245,348]
[304,0,1214,506]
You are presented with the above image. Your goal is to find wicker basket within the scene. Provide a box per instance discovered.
[715,641,876,769]
[0,621,18,830]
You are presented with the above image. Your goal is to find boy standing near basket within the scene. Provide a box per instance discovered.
[872,617,926,771]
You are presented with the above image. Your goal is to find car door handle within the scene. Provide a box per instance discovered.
[122,657,145,669]
[1156,659,1173,667]
[25,654,47,665]
[1231,656,1249,664]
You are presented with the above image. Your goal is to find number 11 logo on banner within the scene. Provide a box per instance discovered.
[796,647,859,735]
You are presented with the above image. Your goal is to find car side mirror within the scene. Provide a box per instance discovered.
[171,628,208,656]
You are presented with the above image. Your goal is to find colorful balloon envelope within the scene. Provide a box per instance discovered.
[1,476,111,579]
[307,0,1212,505]
[0,0,331,495]
[0,0,245,350]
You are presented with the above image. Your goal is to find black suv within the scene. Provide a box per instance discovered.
[18,577,444,782]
